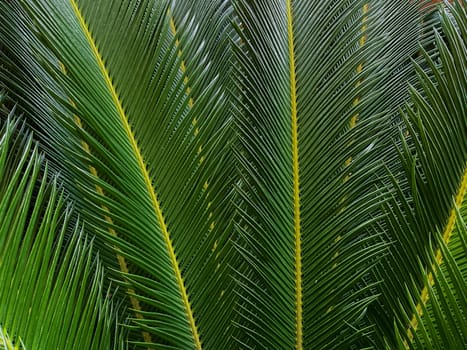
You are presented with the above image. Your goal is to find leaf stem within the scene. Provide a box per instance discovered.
[58,62,153,345]
[69,1,202,348]
[286,1,302,348]
[406,166,467,345]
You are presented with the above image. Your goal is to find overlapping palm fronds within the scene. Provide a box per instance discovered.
[395,202,467,349]
[0,116,123,349]
[369,2,466,346]
[0,0,465,349]
[0,0,237,348]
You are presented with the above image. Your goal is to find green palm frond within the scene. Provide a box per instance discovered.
[395,201,467,349]
[0,0,236,348]
[230,0,432,348]
[369,1,467,347]
[0,116,122,349]
[0,0,465,349]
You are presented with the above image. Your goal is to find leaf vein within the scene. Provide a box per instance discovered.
[69,1,202,348]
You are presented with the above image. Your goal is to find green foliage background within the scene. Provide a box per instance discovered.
[0,0,465,349]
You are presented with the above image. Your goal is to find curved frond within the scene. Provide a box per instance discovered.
[0,116,121,350]
[395,199,467,349]
[0,0,237,348]
[1,0,464,349]
[370,1,467,346]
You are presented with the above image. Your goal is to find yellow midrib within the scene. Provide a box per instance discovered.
[350,3,369,129]
[169,16,205,159]
[69,1,202,348]
[169,16,215,236]
[406,166,467,345]
[59,60,152,344]
[286,1,302,348]
[76,117,153,344]
[340,3,368,230]
[169,17,194,109]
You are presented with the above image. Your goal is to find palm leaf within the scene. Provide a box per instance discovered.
[0,0,238,348]
[369,1,467,347]
[230,0,431,348]
[0,116,122,349]
[1,0,465,349]
[394,201,467,349]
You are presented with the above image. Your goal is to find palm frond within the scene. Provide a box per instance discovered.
[230,0,430,348]
[394,200,467,349]
[369,1,467,346]
[1,1,465,349]
[0,0,237,348]
[0,116,122,350]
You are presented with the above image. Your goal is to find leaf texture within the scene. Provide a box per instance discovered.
[0,116,121,350]
[369,1,467,346]
[229,0,426,348]
[0,1,465,349]
[0,0,237,348]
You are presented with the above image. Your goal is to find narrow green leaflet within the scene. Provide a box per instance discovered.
[0,328,25,350]
[0,117,121,350]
